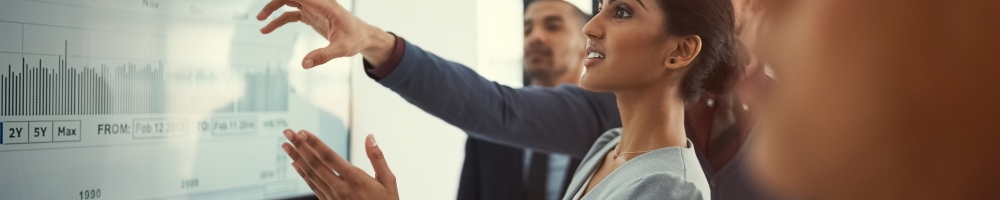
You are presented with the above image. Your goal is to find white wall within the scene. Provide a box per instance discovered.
[350,0,501,199]
[476,0,525,87]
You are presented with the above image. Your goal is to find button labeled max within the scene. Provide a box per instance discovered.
[54,121,81,142]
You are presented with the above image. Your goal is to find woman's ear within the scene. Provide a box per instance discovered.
[665,35,703,69]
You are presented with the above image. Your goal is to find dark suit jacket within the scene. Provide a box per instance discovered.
[457,139,527,200]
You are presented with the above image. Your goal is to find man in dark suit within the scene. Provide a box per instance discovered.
[458,1,593,200]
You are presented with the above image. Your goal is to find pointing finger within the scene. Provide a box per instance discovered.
[365,134,396,186]
[282,142,302,161]
[291,130,349,189]
[260,11,301,34]
[257,0,290,21]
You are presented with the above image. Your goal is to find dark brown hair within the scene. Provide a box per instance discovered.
[661,0,746,103]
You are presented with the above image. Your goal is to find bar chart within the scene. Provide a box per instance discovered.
[1,41,290,116]
[0,20,294,116]
[0,0,351,199]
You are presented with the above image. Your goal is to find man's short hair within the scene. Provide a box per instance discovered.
[529,0,592,25]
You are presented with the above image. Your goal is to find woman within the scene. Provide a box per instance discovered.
[565,0,742,198]
[258,0,742,198]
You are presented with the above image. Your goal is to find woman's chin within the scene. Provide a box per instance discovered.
[579,75,615,93]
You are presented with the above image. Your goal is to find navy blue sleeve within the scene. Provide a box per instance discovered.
[369,39,621,158]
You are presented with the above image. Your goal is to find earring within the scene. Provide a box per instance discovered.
[669,58,676,64]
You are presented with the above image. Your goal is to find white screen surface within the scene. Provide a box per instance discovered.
[0,0,352,199]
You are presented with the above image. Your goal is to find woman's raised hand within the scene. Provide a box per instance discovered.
[257,0,396,69]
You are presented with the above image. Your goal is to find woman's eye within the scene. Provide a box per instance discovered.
[614,8,631,18]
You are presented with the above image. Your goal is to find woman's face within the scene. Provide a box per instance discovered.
[580,0,677,92]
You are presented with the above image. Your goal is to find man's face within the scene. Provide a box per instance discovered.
[523,1,587,80]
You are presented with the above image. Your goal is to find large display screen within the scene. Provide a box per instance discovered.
[0,0,352,199]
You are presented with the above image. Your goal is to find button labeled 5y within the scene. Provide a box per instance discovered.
[29,121,53,143]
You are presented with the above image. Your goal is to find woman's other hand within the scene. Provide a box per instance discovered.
[281,129,399,200]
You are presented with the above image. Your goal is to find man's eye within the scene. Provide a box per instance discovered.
[546,24,561,31]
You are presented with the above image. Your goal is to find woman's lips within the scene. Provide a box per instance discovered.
[585,45,605,67]
[584,51,605,67]
[584,57,603,67]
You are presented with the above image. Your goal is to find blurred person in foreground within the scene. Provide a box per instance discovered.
[751,0,1000,199]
